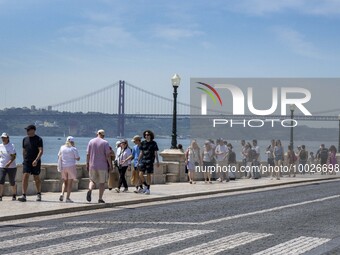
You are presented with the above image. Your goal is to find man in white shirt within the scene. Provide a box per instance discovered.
[215,138,229,182]
[0,133,17,201]
[251,139,261,178]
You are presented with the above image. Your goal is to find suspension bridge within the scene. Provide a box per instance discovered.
[44,81,340,137]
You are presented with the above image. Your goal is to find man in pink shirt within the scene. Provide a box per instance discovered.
[86,129,113,203]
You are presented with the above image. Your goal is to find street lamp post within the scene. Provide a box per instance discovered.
[338,114,340,153]
[290,104,295,149]
[171,74,181,149]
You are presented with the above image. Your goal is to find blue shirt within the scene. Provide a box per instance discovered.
[132,144,140,167]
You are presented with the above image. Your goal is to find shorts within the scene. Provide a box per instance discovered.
[61,165,77,180]
[275,156,283,162]
[267,158,275,166]
[203,161,214,173]
[89,169,107,184]
[140,163,154,174]
[186,161,197,172]
[23,161,41,175]
[0,168,17,185]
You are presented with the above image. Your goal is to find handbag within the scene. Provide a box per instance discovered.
[113,160,119,168]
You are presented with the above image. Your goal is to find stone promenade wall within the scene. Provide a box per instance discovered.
[2,151,339,195]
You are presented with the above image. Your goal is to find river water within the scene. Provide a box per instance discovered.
[6,136,337,164]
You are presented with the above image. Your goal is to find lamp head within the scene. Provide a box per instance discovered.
[171,74,181,87]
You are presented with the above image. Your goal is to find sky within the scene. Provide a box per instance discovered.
[1,0,340,111]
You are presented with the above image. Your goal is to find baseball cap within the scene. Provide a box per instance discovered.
[120,139,128,144]
[116,141,121,147]
[25,124,36,130]
[1,132,9,138]
[97,129,105,135]
[66,136,75,142]
[131,135,141,142]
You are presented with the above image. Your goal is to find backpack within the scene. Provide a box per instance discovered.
[300,150,307,161]
[320,148,329,161]
[228,151,236,164]
[249,149,258,161]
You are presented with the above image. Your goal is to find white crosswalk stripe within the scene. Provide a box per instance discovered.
[0,226,333,255]
[253,236,331,255]
[4,228,166,255]
[0,227,49,238]
[0,227,99,250]
[84,229,214,255]
[169,232,272,255]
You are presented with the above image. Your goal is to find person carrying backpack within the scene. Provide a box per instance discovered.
[319,144,329,166]
[298,145,308,174]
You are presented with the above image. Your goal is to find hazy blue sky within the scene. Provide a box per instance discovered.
[1,0,340,110]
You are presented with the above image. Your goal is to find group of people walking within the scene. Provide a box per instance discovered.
[63,129,159,203]
[183,138,338,184]
[184,138,237,184]
[0,125,159,203]
[0,126,338,202]
[0,124,43,202]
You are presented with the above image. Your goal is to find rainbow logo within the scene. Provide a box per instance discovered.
[196,82,223,106]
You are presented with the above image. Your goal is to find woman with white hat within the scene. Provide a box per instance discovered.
[57,136,80,202]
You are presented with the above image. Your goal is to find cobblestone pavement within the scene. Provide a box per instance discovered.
[0,180,339,254]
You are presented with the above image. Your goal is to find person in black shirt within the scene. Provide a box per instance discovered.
[138,130,159,195]
[18,125,43,202]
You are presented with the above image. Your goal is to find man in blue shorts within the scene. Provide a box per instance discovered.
[18,125,43,202]
[138,130,159,195]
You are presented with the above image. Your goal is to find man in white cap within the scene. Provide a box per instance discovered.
[86,129,112,203]
[126,135,142,193]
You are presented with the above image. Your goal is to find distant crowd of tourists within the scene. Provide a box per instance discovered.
[183,138,338,183]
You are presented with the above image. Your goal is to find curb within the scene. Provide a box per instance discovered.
[1,177,340,222]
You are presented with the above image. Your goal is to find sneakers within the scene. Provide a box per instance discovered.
[122,188,128,192]
[114,188,120,193]
[59,194,64,202]
[65,198,73,203]
[86,190,92,202]
[138,188,144,193]
[36,194,42,201]
[216,178,222,182]
[18,195,27,202]
[12,195,16,201]
[144,189,150,195]
[98,199,105,203]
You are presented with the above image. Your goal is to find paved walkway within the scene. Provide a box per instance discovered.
[0,174,339,222]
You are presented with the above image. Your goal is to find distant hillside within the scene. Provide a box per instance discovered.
[0,107,337,141]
